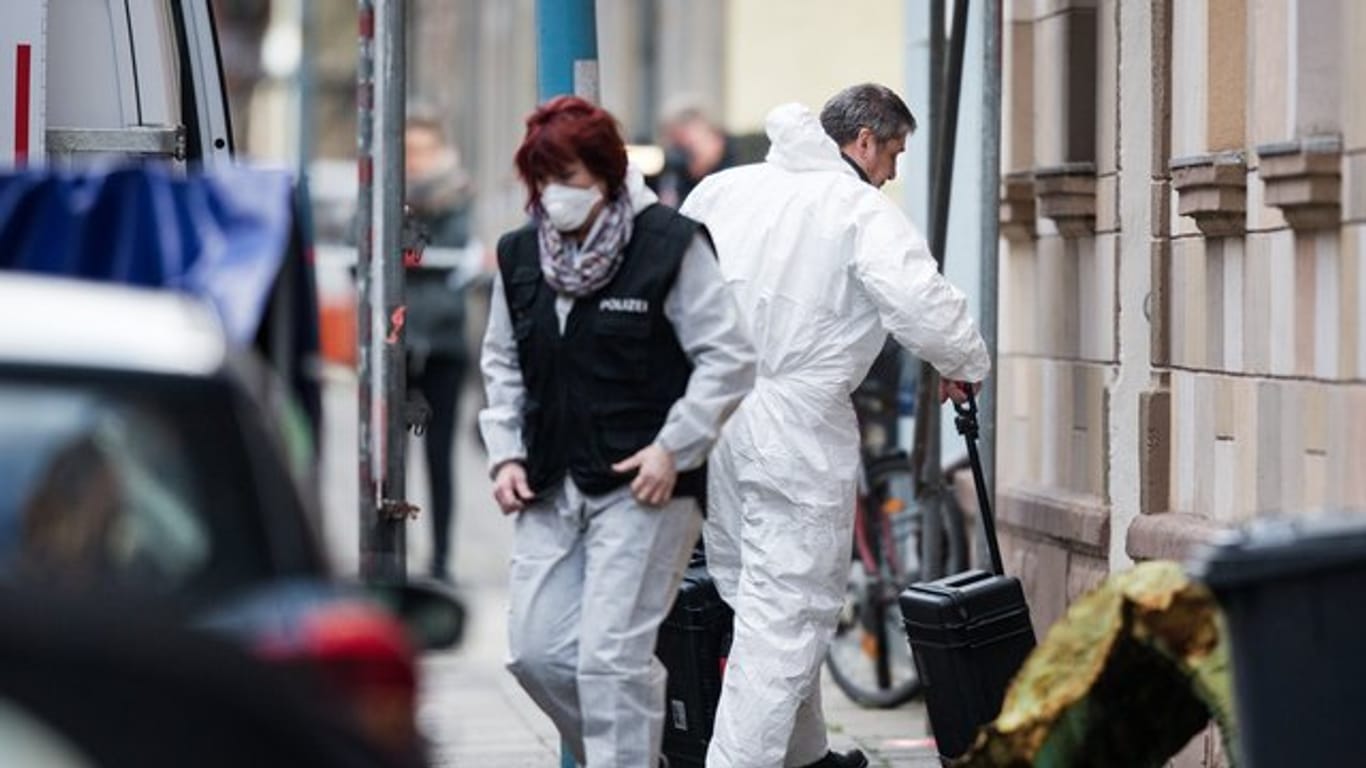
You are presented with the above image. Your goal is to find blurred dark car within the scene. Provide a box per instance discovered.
[0,587,412,768]
[0,274,461,761]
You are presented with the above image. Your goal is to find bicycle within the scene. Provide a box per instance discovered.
[825,346,968,709]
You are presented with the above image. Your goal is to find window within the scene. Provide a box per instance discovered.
[0,379,274,598]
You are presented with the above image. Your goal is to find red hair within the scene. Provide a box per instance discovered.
[514,96,628,211]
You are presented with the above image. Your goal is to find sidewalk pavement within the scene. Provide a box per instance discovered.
[319,371,941,766]
[417,582,943,767]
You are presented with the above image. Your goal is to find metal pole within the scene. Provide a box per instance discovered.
[638,0,660,141]
[358,0,408,583]
[536,0,599,102]
[914,0,970,577]
[297,0,314,174]
[931,0,970,264]
[928,0,946,201]
[979,0,1002,517]
[535,3,598,763]
[356,0,377,578]
[376,0,408,576]
[913,0,948,577]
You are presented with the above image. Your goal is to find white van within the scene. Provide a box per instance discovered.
[1,0,232,167]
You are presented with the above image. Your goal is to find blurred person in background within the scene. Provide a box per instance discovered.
[403,106,475,583]
[680,84,990,768]
[20,436,121,585]
[654,101,737,208]
[479,96,754,766]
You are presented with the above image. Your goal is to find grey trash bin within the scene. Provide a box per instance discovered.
[1190,514,1366,767]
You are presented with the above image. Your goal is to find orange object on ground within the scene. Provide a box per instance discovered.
[319,296,357,367]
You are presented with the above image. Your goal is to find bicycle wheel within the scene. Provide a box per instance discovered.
[825,457,972,708]
[929,458,972,579]
[825,461,923,708]
[869,455,967,586]
[934,481,970,577]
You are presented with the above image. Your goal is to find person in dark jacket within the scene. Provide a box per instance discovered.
[404,111,474,582]
[478,96,754,767]
[655,102,738,209]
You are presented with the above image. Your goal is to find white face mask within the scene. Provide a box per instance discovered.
[540,182,603,232]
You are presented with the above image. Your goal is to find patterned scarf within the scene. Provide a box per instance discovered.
[537,192,635,298]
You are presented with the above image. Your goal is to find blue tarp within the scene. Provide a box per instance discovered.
[0,165,295,345]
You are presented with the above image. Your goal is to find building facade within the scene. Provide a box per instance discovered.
[993,0,1366,762]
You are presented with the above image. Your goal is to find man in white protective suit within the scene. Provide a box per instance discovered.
[679,84,991,768]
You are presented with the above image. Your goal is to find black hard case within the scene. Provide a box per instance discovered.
[656,561,733,768]
[900,570,1035,759]
[898,392,1036,761]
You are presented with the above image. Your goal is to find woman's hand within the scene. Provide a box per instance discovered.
[493,461,535,515]
[612,444,678,507]
[939,379,982,405]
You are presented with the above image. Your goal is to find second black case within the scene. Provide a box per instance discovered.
[899,391,1036,761]
[657,561,733,768]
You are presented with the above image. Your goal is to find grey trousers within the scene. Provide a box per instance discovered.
[506,483,703,767]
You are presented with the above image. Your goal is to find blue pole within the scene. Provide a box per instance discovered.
[537,5,597,766]
[536,0,599,102]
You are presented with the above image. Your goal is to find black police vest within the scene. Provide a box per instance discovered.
[496,203,706,499]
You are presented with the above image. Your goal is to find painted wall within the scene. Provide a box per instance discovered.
[723,0,906,135]
[996,6,1366,763]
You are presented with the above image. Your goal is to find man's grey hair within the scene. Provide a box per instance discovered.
[819,84,917,146]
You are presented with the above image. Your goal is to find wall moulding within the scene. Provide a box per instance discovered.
[1034,162,1097,238]
[994,482,1111,558]
[1170,151,1248,237]
[1000,171,1038,242]
[1256,135,1343,231]
[1126,512,1229,563]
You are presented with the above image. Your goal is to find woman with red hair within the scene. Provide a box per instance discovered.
[478,96,755,766]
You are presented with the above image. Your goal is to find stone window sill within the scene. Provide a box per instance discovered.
[1170,151,1247,237]
[1126,512,1228,562]
[1256,135,1342,231]
[1000,171,1036,243]
[959,480,1111,557]
[1034,162,1096,238]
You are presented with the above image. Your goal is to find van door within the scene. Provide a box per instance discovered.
[37,0,232,167]
[169,1,234,165]
[0,1,46,166]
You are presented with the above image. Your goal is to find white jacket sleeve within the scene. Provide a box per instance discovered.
[655,233,757,471]
[851,201,991,382]
[477,271,528,475]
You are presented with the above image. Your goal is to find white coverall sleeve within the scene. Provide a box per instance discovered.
[478,271,529,475]
[852,203,991,383]
[655,233,757,472]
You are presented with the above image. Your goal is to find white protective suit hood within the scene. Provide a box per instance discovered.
[679,102,989,768]
[762,102,858,177]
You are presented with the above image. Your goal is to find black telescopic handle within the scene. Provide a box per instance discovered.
[953,387,1005,576]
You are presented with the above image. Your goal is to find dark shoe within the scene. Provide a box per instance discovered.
[799,749,869,768]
